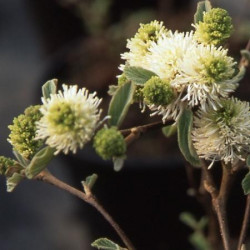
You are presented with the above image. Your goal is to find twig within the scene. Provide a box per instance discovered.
[237,195,250,250]
[202,160,234,250]
[121,120,173,146]
[35,170,136,250]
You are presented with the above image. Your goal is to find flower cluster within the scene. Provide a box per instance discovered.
[120,10,238,122]
[8,105,43,159]
[119,7,250,165]
[36,84,102,155]
[193,98,250,165]
[93,127,126,160]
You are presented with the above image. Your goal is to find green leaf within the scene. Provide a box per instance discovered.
[194,1,212,24]
[180,212,198,230]
[108,81,136,127]
[241,49,250,62]
[25,147,55,179]
[113,156,126,172]
[123,66,157,85]
[197,217,208,230]
[162,124,177,137]
[177,109,201,167]
[247,155,250,167]
[81,173,98,191]
[91,238,127,250]
[6,173,23,192]
[13,150,30,168]
[242,172,250,195]
[230,66,246,84]
[189,232,211,250]
[108,85,119,96]
[42,79,58,99]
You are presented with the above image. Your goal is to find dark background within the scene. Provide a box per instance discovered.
[0,0,249,249]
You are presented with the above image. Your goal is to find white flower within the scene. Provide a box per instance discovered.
[36,84,102,155]
[192,98,250,165]
[173,44,237,109]
[120,21,167,69]
[144,31,196,80]
[147,93,186,123]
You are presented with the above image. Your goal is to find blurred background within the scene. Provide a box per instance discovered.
[0,0,249,249]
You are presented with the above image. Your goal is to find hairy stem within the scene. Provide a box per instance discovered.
[237,195,250,250]
[35,170,136,250]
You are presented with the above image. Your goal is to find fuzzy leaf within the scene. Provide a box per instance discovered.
[123,66,157,85]
[108,81,135,127]
[180,212,198,230]
[189,232,211,250]
[231,66,246,84]
[177,109,201,167]
[194,1,212,24]
[82,173,98,191]
[25,147,55,179]
[247,155,250,167]
[108,85,119,96]
[113,156,126,172]
[91,238,127,250]
[242,172,250,195]
[241,49,250,62]
[6,173,23,192]
[162,124,177,138]
[42,79,58,99]
[13,150,30,168]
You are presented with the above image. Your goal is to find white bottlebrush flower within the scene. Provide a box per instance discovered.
[144,31,196,80]
[173,44,237,109]
[120,20,167,69]
[36,84,102,155]
[192,98,250,165]
[147,92,186,123]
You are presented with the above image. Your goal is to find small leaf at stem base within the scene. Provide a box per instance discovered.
[91,238,127,250]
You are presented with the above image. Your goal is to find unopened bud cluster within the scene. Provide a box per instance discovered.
[94,127,126,160]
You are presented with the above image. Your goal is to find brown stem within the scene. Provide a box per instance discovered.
[121,120,173,146]
[202,160,234,250]
[237,195,250,250]
[35,170,136,250]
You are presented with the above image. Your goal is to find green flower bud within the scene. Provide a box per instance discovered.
[94,127,126,160]
[194,8,233,46]
[143,76,175,106]
[8,105,43,159]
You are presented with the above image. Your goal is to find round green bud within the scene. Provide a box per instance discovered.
[142,76,175,106]
[0,156,16,175]
[93,127,126,160]
[8,105,43,159]
[194,8,233,46]
[204,58,228,82]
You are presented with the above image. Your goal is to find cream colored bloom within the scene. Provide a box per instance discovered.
[173,44,237,109]
[144,31,196,80]
[120,20,167,69]
[192,98,250,165]
[36,84,102,155]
